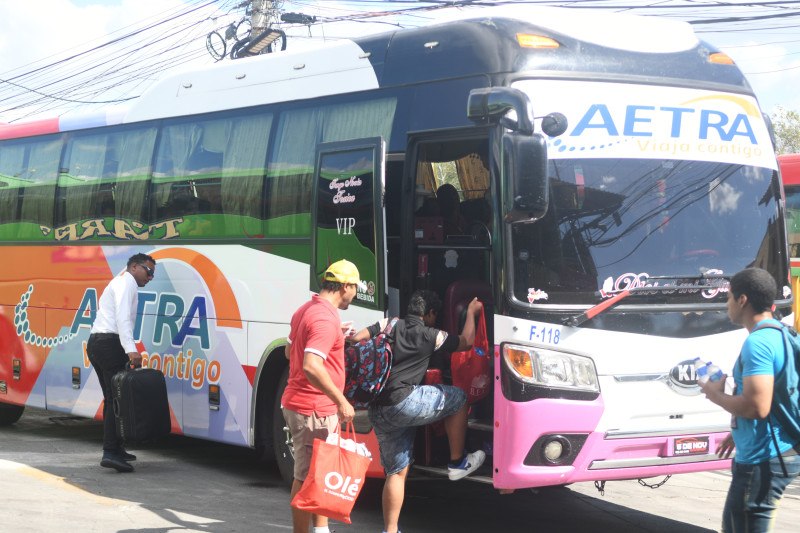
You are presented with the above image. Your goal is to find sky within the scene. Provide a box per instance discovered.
[0,0,799,123]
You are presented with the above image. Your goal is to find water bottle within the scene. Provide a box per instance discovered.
[705,363,724,383]
[694,358,723,384]
[694,358,709,384]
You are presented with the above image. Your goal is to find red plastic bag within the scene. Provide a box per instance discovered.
[290,423,372,524]
[450,310,491,403]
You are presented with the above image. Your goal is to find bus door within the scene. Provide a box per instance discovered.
[403,132,495,351]
[311,138,387,312]
[401,134,496,334]
[402,132,496,464]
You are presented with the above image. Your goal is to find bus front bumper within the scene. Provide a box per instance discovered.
[492,396,732,489]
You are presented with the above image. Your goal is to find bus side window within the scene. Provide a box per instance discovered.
[58,126,156,229]
[219,114,271,229]
[0,137,60,234]
[153,113,271,235]
[265,96,397,239]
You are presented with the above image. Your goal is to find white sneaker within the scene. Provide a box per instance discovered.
[447,450,486,480]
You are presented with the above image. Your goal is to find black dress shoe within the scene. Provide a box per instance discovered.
[119,448,137,461]
[101,455,134,473]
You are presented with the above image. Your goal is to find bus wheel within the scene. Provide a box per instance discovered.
[0,402,24,426]
[272,366,294,488]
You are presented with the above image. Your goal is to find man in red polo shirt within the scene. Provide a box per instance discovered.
[282,259,361,533]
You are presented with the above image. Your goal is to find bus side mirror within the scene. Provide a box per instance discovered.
[504,132,549,224]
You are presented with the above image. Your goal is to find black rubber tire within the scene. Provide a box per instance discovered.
[272,366,294,488]
[0,402,24,425]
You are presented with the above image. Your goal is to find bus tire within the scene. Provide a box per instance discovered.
[0,402,24,426]
[272,366,294,488]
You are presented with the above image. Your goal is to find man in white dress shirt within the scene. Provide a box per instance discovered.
[87,253,156,473]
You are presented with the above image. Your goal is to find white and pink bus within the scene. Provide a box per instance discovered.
[0,6,787,491]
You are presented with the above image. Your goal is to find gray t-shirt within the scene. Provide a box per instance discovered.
[369,315,459,406]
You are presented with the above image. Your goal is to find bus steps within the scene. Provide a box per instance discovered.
[411,464,494,485]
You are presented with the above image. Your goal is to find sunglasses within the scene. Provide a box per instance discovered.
[137,263,155,277]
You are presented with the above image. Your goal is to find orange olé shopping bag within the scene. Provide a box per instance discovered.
[450,309,491,403]
[290,422,372,524]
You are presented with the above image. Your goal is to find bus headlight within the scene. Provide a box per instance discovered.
[502,343,599,392]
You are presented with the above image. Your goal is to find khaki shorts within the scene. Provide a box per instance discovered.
[282,407,339,481]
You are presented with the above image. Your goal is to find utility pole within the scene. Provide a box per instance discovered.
[245,0,285,55]
[205,0,284,60]
[250,0,271,39]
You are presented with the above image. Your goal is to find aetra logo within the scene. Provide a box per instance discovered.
[667,359,701,396]
[324,471,362,499]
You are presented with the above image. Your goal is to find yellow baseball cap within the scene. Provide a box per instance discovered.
[323,260,363,288]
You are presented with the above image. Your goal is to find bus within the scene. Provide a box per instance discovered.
[780,153,800,328]
[0,6,787,491]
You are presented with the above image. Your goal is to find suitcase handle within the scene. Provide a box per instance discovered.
[113,397,120,418]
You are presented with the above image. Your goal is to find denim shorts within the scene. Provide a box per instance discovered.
[367,384,466,476]
[722,452,800,533]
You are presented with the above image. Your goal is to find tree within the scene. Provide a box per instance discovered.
[771,106,800,155]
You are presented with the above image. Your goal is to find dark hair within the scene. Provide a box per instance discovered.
[730,267,777,314]
[436,183,461,217]
[407,289,442,317]
[321,280,345,292]
[127,253,156,269]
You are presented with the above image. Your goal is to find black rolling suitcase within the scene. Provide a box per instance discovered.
[112,367,171,443]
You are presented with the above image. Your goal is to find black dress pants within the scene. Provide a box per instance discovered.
[86,334,128,454]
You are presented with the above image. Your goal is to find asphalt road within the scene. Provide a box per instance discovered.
[1,407,799,533]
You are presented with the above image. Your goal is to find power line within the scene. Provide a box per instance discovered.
[0,0,232,120]
[4,0,800,122]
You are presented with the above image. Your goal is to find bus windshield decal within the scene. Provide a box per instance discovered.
[564,272,733,327]
[514,80,776,170]
[527,288,549,303]
[598,271,730,300]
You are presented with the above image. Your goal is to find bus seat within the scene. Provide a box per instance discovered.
[443,279,493,336]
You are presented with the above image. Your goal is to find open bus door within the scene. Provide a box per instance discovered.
[400,128,497,469]
[311,137,388,311]
[397,88,565,471]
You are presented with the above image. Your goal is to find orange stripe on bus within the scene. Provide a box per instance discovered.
[149,248,242,329]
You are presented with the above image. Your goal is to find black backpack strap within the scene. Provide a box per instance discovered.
[752,322,784,333]
[769,415,790,478]
[751,321,795,475]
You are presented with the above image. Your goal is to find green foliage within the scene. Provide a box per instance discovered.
[771,106,800,155]
[433,161,460,190]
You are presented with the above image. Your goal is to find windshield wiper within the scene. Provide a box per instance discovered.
[562,273,729,327]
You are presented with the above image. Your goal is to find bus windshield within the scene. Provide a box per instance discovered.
[510,158,784,306]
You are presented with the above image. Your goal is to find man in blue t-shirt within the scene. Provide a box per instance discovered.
[701,267,800,533]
